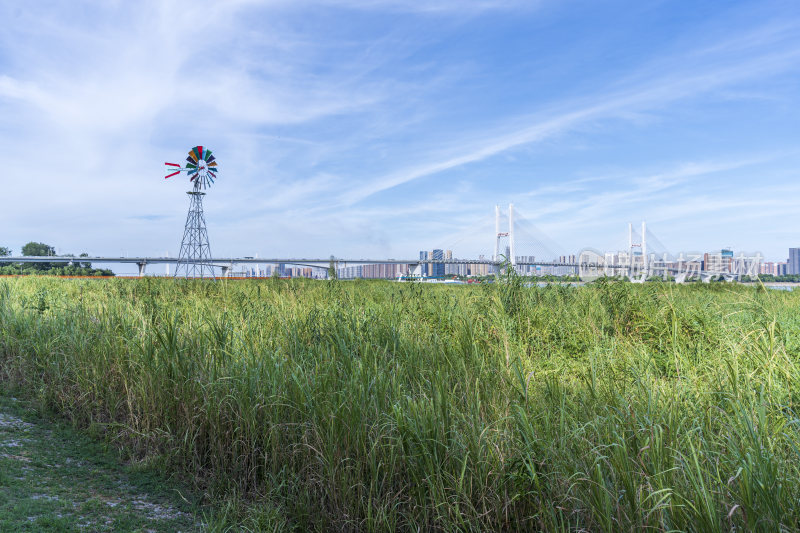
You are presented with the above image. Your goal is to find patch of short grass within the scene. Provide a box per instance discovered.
[0,393,201,532]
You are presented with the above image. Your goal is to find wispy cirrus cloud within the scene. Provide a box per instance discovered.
[334,20,800,207]
[308,0,536,14]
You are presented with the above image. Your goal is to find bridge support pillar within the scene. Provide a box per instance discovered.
[137,262,146,277]
[221,265,230,278]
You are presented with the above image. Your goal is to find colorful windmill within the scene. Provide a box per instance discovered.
[166,146,219,278]
[164,145,219,189]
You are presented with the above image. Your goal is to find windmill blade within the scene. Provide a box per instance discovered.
[167,146,218,189]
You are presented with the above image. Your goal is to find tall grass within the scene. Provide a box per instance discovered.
[0,276,799,531]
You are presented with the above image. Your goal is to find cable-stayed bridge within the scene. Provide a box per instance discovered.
[4,204,762,282]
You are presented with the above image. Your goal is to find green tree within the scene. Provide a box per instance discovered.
[328,255,338,281]
[22,242,56,256]
[21,241,58,270]
[0,246,11,257]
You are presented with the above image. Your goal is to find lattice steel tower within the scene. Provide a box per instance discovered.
[165,146,219,278]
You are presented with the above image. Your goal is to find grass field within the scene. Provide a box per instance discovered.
[0,276,798,531]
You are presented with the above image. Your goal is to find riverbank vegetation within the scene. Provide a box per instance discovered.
[0,277,798,531]
[0,242,113,276]
[0,263,113,276]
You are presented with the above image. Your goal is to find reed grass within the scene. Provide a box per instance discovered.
[0,276,798,531]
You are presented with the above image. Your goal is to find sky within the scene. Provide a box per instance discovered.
[2,0,799,272]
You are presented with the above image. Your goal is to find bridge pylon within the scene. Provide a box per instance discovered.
[628,221,648,281]
[494,204,516,272]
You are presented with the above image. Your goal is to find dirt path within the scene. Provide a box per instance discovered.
[0,394,202,532]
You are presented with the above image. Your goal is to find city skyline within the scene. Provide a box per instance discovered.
[1,1,799,265]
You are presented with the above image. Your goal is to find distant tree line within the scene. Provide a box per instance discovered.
[0,242,113,276]
[755,274,800,283]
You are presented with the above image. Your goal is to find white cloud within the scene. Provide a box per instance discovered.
[1,1,799,264]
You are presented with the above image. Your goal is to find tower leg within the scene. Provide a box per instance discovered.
[642,221,648,279]
[628,222,633,279]
[508,203,515,268]
[175,186,215,279]
[494,205,500,267]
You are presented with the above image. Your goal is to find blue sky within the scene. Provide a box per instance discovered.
[2,0,799,269]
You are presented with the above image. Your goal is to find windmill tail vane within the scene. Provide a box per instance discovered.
[164,145,219,189]
[164,162,182,179]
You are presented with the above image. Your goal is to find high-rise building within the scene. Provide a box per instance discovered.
[419,251,429,277]
[443,250,456,276]
[469,255,490,276]
[432,249,445,278]
[703,250,733,273]
[444,250,469,277]
[789,248,800,275]
[361,263,402,279]
[338,265,363,279]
